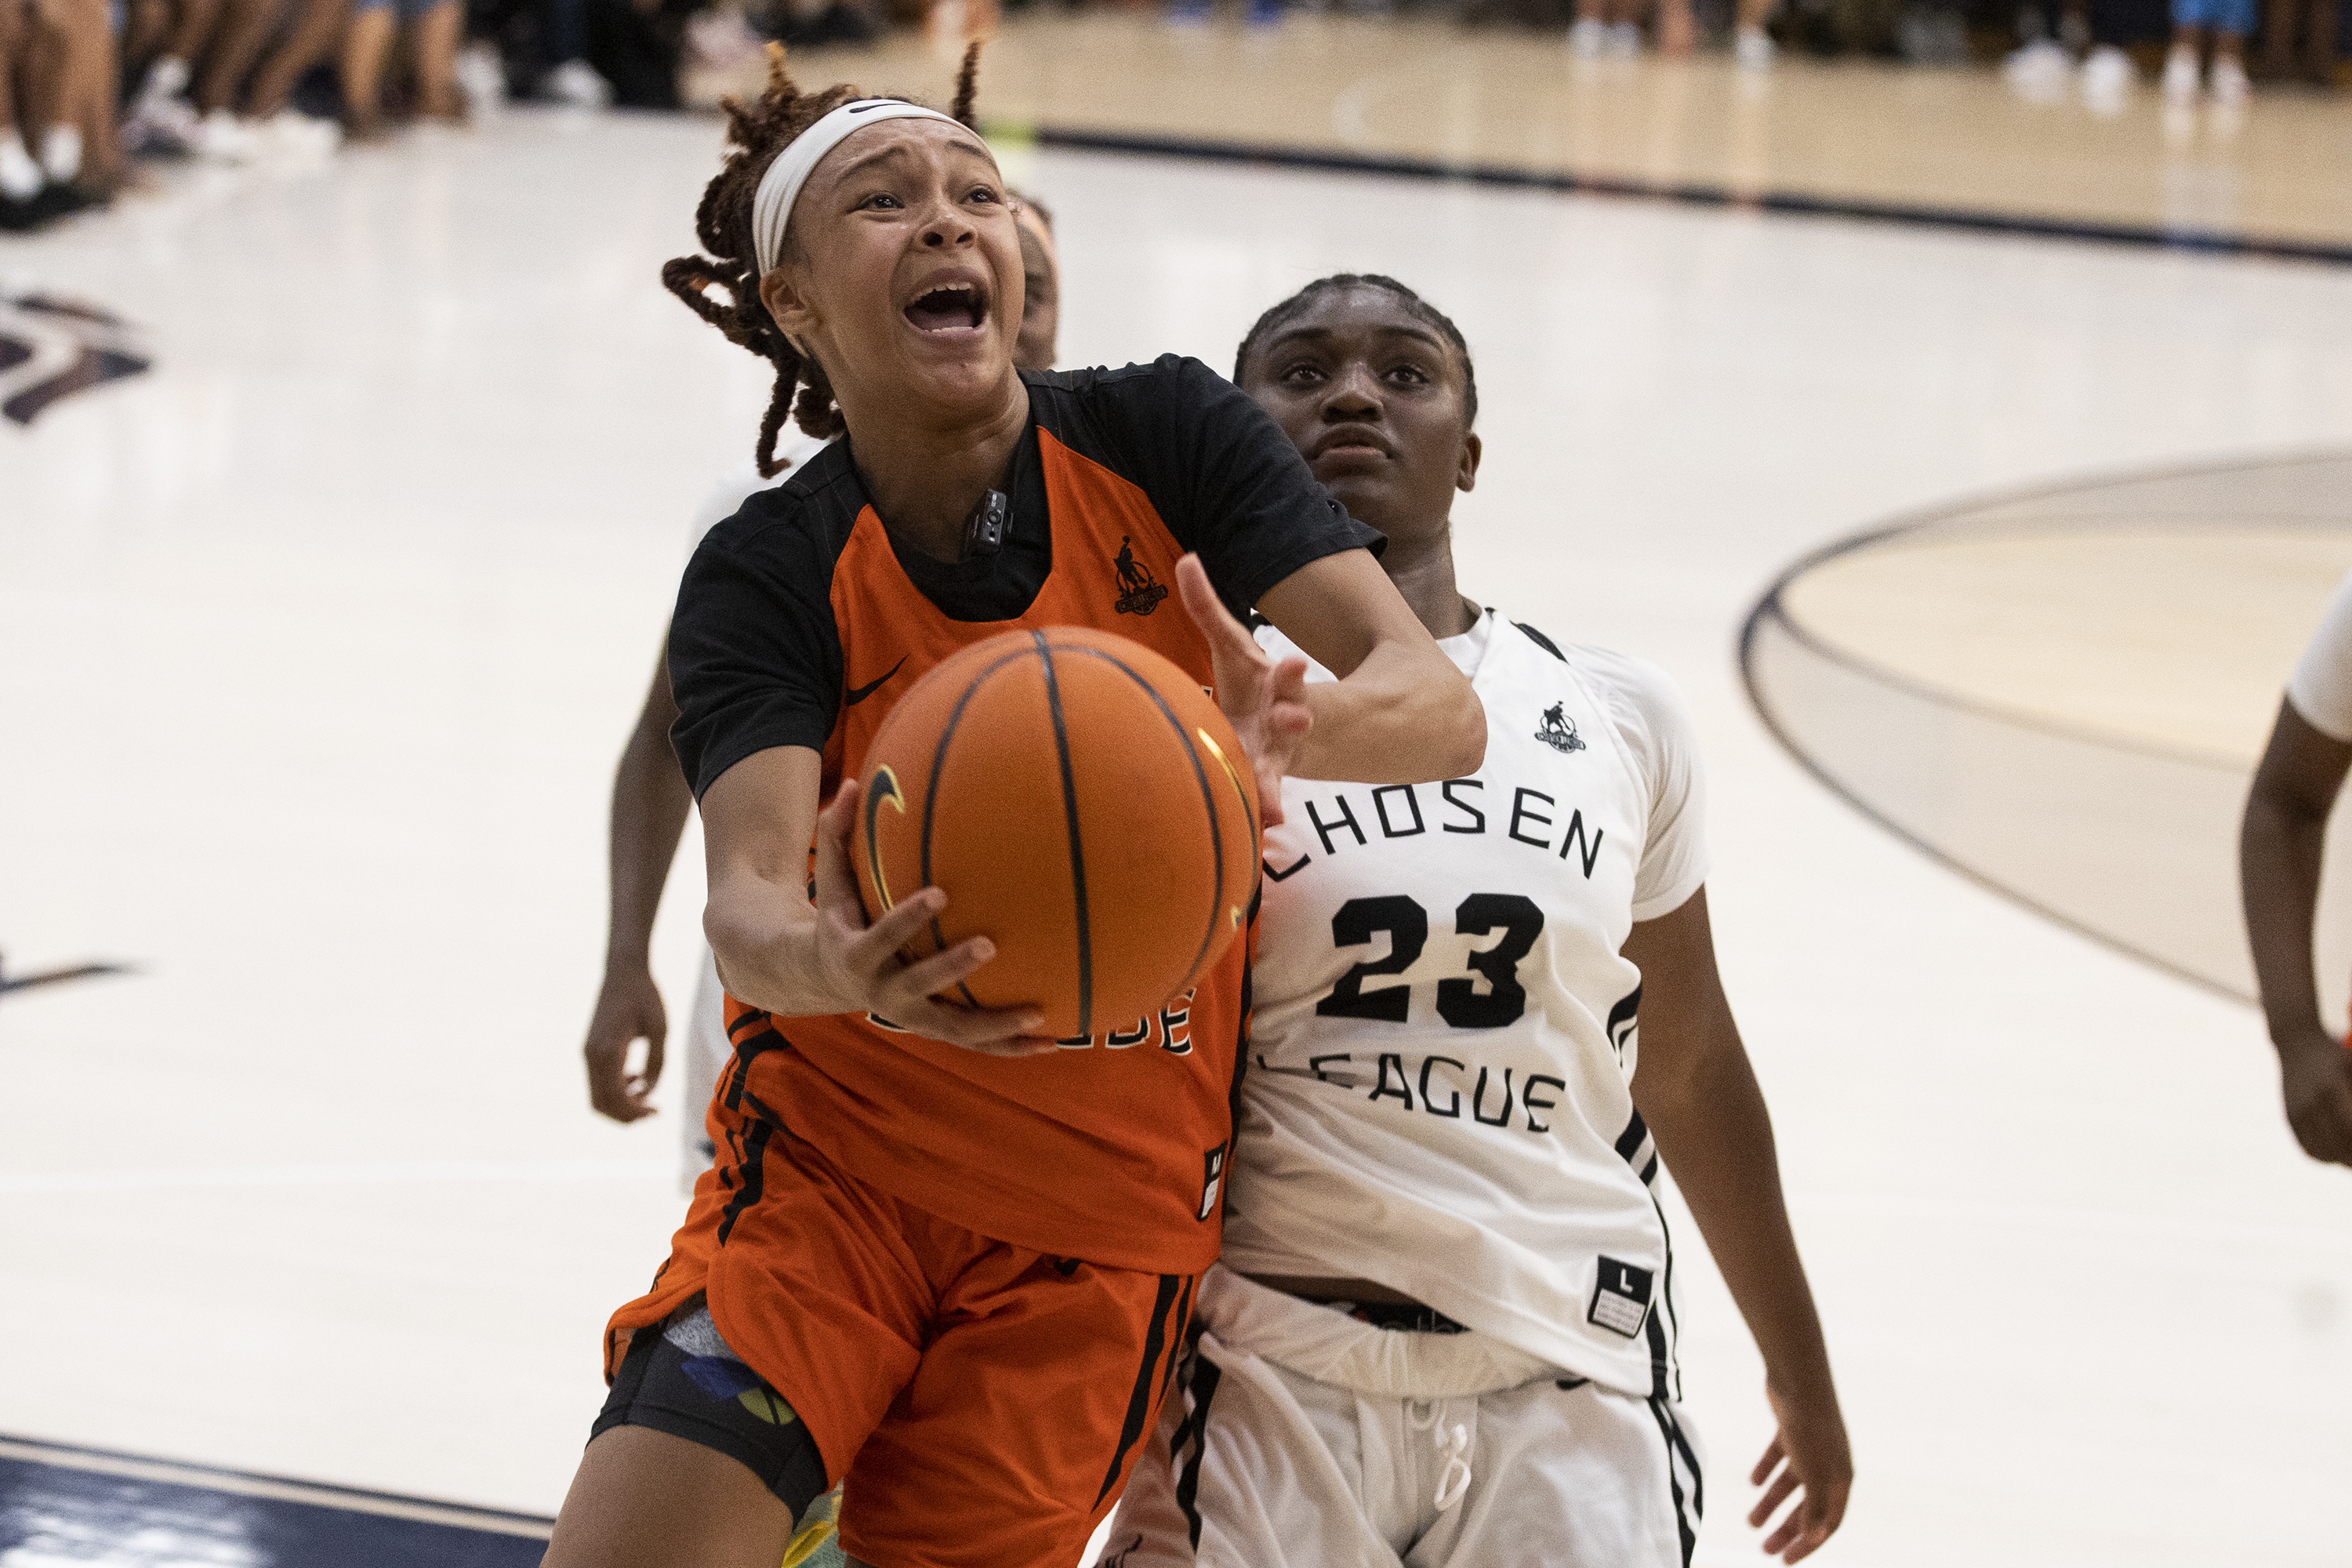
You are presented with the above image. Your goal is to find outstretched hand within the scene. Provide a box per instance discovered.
[583,965,666,1122]
[2279,1032,2352,1166]
[1749,1375,1853,1563]
[1175,554,1311,828]
[804,779,1056,1057]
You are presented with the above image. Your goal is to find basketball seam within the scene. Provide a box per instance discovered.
[1053,641,1237,1000]
[920,643,1039,1011]
[1035,631,1093,1036]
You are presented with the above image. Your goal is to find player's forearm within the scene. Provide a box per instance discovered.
[1640,1047,1838,1406]
[1293,640,1485,784]
[2241,787,2332,1048]
[606,714,695,967]
[702,869,840,1019]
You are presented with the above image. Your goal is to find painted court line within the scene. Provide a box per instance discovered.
[0,1436,556,1539]
[0,1155,673,1194]
[1003,122,2352,266]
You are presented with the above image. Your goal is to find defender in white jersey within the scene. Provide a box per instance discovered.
[2241,568,2352,1169]
[1105,277,1851,1568]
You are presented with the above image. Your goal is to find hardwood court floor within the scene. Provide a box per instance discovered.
[1745,453,2352,1004]
[732,10,2352,249]
[6,107,2352,1566]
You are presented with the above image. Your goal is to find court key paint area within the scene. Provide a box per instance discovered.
[5,103,2352,1566]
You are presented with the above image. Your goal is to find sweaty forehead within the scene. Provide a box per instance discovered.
[808,118,999,190]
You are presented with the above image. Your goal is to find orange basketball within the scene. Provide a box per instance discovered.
[851,626,1261,1042]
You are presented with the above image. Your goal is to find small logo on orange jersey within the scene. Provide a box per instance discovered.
[1112,536,1169,616]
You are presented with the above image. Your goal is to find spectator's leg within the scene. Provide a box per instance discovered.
[1735,0,1775,64]
[410,0,456,116]
[541,0,579,65]
[339,0,390,132]
[243,0,344,114]
[194,0,282,112]
[2165,7,2205,96]
[0,0,42,199]
[1654,0,1695,49]
[26,0,118,186]
[1569,0,1605,53]
[2305,0,2333,76]
[159,0,221,64]
[63,0,120,182]
[2257,0,2299,72]
[2200,0,2252,93]
[538,0,608,105]
[122,0,171,69]
[2210,22,2250,93]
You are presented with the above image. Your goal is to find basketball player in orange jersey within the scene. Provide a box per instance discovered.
[540,46,1485,1568]
[1105,275,1849,1566]
[581,189,1065,1202]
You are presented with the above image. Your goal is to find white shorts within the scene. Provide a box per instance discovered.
[1101,1267,1703,1568]
[679,944,729,1194]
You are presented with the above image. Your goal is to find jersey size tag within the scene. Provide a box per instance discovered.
[1587,1257,1654,1338]
[1196,1145,1227,1221]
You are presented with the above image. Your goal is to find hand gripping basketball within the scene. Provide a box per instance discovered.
[1175,554,1309,829]
[811,778,1058,1057]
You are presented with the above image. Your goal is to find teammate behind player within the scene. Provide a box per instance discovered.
[2240,572,2352,1169]
[541,54,1486,1568]
[580,187,1065,1197]
[1105,275,1852,1567]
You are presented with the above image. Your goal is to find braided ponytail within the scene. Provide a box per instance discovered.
[952,38,982,127]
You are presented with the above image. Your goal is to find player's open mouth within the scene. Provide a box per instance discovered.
[905,284,988,333]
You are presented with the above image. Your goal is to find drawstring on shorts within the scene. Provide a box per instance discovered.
[1406,1399,1475,1513]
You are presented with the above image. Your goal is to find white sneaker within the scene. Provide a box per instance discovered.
[2209,53,2249,104]
[2003,36,2074,100]
[37,125,81,184]
[2161,43,2199,103]
[195,107,258,162]
[0,130,42,201]
[122,89,199,155]
[456,41,506,115]
[2080,43,2132,110]
[1568,16,1606,56]
[262,107,343,158]
[545,58,612,109]
[136,54,192,108]
[1735,25,1775,69]
[1603,20,1641,55]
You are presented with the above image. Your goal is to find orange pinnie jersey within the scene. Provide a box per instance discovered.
[662,358,1380,1273]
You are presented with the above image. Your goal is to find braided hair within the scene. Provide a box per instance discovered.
[661,42,988,477]
[1232,274,1478,429]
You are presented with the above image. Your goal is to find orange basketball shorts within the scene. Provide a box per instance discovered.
[603,1114,1197,1568]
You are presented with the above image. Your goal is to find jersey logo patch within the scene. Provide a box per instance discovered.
[1535,702,1586,755]
[1588,1257,1653,1338]
[1196,1145,1226,1221]
[844,655,907,706]
[1112,536,1169,617]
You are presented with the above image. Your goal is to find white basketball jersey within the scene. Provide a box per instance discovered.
[1221,609,1709,1399]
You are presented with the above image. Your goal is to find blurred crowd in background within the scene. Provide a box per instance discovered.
[1,0,2342,231]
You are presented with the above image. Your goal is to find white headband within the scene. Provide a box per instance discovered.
[750,99,966,277]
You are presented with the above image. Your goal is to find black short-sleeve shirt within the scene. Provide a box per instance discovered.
[667,354,1382,798]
